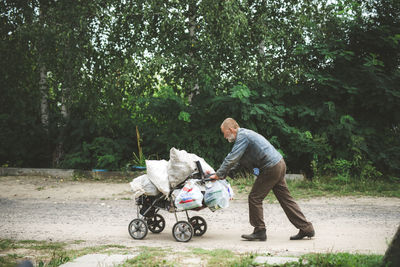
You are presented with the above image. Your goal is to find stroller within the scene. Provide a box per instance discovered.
[128,161,213,242]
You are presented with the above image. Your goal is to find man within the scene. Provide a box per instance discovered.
[209,118,315,241]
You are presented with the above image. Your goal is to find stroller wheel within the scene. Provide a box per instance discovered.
[128,218,148,240]
[172,221,193,242]
[189,216,207,236]
[147,214,165,234]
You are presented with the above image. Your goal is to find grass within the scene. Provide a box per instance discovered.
[123,247,172,267]
[0,253,22,267]
[0,240,388,267]
[0,239,129,267]
[296,252,383,267]
[190,248,236,266]
[37,251,70,267]
[122,249,384,267]
[228,175,400,202]
[123,247,256,267]
[297,176,399,197]
[0,239,69,266]
[0,239,66,251]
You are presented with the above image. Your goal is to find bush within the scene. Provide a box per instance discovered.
[61,137,123,170]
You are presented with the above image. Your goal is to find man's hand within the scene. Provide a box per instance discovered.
[205,170,219,181]
[209,174,220,180]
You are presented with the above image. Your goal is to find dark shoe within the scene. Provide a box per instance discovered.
[290,229,315,240]
[241,229,267,241]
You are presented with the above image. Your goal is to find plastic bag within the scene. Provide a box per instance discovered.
[146,159,170,195]
[129,174,159,197]
[167,147,215,188]
[204,180,230,211]
[174,180,203,211]
[220,179,234,200]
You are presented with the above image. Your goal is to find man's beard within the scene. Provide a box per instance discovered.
[227,133,235,143]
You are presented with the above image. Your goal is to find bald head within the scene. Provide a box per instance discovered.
[221,118,240,130]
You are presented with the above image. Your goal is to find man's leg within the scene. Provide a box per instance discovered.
[273,178,314,231]
[248,160,286,230]
[272,162,314,239]
[242,161,283,241]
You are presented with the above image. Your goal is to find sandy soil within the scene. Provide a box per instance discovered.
[0,175,399,256]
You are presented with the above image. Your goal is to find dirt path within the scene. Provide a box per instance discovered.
[0,176,399,256]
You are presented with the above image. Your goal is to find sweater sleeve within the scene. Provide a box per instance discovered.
[215,131,249,178]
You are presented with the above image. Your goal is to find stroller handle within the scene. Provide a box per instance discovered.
[194,160,216,182]
[203,173,216,182]
[195,161,204,177]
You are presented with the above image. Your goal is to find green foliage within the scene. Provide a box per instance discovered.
[61,137,123,170]
[0,239,387,267]
[329,159,352,181]
[0,0,399,179]
[0,239,15,250]
[0,254,18,267]
[178,111,191,122]
[124,247,170,267]
[0,239,70,267]
[190,248,242,266]
[230,174,400,200]
[37,251,70,267]
[129,152,146,167]
[297,253,383,267]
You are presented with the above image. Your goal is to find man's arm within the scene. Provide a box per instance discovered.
[225,162,240,179]
[214,132,249,178]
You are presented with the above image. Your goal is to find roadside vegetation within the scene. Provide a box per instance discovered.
[0,240,385,267]
[0,239,129,267]
[43,169,400,201]
[230,174,400,202]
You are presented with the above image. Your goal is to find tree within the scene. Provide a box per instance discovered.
[1,0,399,176]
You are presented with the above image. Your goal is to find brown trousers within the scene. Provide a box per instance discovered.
[249,159,314,232]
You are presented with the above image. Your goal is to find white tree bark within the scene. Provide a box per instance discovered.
[188,2,199,103]
[39,65,49,129]
[61,94,68,119]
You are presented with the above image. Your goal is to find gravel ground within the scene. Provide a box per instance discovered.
[0,176,399,256]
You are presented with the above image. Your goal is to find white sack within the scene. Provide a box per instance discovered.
[167,147,215,188]
[129,174,159,197]
[174,180,203,211]
[146,159,170,195]
[204,180,230,212]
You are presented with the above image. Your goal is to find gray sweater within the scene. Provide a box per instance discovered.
[216,128,282,178]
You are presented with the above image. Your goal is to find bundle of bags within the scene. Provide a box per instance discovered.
[172,178,234,211]
[129,147,234,211]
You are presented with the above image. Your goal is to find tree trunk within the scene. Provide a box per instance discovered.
[53,59,71,167]
[39,3,48,129]
[39,65,49,129]
[52,91,67,168]
[187,1,199,103]
[61,94,68,119]
[382,224,400,267]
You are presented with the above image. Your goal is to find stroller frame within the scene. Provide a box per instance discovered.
[128,161,211,242]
